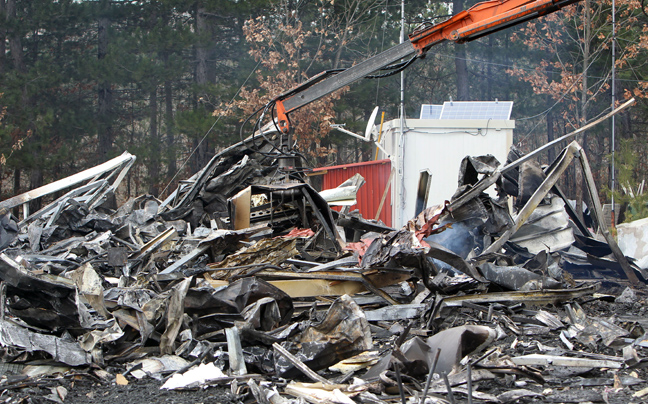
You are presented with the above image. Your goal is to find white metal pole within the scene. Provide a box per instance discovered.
[611,0,616,228]
[398,0,406,225]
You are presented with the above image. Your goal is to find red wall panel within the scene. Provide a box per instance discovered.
[313,159,392,227]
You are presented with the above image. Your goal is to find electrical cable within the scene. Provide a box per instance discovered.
[366,55,418,79]
[243,50,418,161]
[238,104,268,149]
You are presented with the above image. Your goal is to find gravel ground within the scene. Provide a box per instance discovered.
[2,373,239,404]
[64,377,238,404]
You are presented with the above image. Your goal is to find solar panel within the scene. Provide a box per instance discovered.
[419,104,442,119]
[439,101,513,120]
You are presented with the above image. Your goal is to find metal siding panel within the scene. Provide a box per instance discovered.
[314,160,392,227]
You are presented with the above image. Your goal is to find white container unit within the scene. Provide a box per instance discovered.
[379,104,514,228]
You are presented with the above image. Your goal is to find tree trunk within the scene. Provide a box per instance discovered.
[504,33,511,101]
[29,167,43,212]
[7,0,40,211]
[6,0,24,73]
[575,0,591,224]
[165,77,176,181]
[0,0,5,198]
[97,0,113,160]
[487,36,493,100]
[453,0,469,101]
[195,5,207,91]
[149,87,160,196]
[333,29,348,69]
[13,168,19,195]
[191,3,210,174]
[159,8,176,186]
[12,168,19,217]
[546,108,555,164]
[0,0,6,74]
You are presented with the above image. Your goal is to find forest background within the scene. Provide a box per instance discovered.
[1,0,647,222]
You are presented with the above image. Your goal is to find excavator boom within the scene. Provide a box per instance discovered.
[272,0,580,135]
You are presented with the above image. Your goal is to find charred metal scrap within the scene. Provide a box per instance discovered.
[1,130,648,404]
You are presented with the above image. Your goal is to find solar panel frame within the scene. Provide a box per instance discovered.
[439,101,513,120]
[419,104,443,119]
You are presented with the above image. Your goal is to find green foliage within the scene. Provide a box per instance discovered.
[624,195,648,223]
[1,0,646,200]
[604,137,648,223]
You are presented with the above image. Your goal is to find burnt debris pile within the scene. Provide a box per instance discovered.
[0,136,647,404]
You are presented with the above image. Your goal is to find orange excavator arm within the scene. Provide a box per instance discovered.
[410,0,575,53]
[272,0,580,135]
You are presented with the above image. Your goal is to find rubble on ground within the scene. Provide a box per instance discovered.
[0,133,647,404]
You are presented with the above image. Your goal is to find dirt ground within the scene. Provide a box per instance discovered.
[65,377,237,404]
[2,374,238,404]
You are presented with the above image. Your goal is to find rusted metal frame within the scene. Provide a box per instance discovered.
[577,146,641,285]
[0,152,135,213]
[481,141,578,256]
